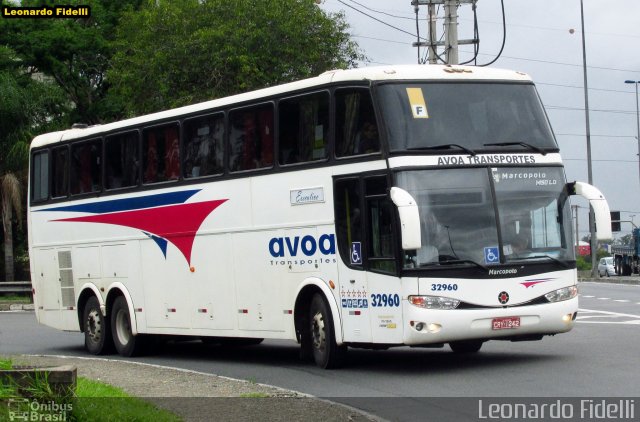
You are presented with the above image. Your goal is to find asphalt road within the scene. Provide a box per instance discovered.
[2,281,639,421]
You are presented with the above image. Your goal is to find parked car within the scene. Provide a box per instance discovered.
[598,257,615,277]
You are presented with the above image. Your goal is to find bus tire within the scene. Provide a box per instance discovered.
[449,340,483,353]
[83,296,114,355]
[111,296,146,357]
[309,294,346,369]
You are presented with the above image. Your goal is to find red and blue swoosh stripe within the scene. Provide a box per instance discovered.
[39,189,227,267]
[520,278,555,288]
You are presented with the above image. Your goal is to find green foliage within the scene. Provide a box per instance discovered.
[0,48,67,172]
[108,0,365,116]
[576,255,591,271]
[0,0,143,124]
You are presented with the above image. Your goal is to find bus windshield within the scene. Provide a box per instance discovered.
[396,167,574,269]
[377,82,558,153]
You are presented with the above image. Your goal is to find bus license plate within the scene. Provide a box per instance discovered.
[492,316,521,330]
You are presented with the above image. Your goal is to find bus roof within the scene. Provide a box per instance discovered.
[30,64,533,149]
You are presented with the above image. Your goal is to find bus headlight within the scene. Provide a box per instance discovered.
[544,286,578,303]
[409,295,460,310]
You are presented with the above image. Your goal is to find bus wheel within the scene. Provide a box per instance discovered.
[83,296,114,355]
[309,294,346,369]
[111,296,146,357]
[449,340,483,353]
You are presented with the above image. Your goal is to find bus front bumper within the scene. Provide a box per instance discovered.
[402,297,578,345]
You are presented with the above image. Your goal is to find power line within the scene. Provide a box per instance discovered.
[536,82,636,95]
[563,158,639,163]
[335,0,419,39]
[545,105,636,115]
[343,0,415,20]
[556,133,636,138]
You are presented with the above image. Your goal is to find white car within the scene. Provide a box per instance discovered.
[598,257,615,277]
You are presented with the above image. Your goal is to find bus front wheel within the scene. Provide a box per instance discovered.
[111,296,146,357]
[83,296,114,355]
[309,294,346,369]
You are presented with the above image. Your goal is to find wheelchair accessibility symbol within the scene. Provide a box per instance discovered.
[484,246,500,264]
[351,242,362,265]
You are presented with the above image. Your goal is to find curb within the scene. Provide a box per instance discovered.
[578,277,640,286]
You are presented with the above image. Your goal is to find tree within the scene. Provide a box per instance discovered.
[0,0,143,124]
[107,0,364,116]
[0,46,68,281]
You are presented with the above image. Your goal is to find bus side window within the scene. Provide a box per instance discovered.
[31,151,49,202]
[229,104,274,172]
[143,123,180,183]
[278,92,329,165]
[51,146,69,198]
[71,139,102,195]
[105,131,140,189]
[335,88,380,158]
[183,114,224,178]
[334,178,363,268]
[365,177,397,274]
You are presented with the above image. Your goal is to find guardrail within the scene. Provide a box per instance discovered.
[0,281,32,295]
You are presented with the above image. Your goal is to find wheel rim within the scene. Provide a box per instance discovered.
[115,309,131,346]
[311,311,326,352]
[86,309,103,344]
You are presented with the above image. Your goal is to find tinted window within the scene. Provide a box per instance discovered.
[229,104,274,172]
[377,83,557,152]
[183,114,224,178]
[279,92,329,165]
[31,151,49,202]
[71,139,102,195]
[334,178,363,268]
[105,131,140,190]
[143,123,180,184]
[51,146,69,198]
[335,88,380,157]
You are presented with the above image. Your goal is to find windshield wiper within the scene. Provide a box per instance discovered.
[438,259,488,271]
[483,142,547,156]
[511,255,570,269]
[409,144,477,156]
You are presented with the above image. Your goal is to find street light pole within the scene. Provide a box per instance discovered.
[579,0,597,276]
[624,80,640,186]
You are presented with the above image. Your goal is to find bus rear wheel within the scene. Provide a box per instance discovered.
[449,340,483,353]
[111,296,146,357]
[309,294,346,369]
[83,296,114,355]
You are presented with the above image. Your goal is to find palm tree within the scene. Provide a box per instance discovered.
[1,172,22,281]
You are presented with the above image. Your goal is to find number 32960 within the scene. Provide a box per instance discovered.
[370,293,400,307]
[431,284,458,291]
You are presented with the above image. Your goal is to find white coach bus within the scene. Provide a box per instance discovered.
[28,65,611,368]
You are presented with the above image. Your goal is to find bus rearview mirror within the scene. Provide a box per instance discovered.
[390,187,422,250]
[568,182,612,241]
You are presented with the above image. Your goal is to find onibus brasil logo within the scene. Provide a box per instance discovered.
[40,189,226,268]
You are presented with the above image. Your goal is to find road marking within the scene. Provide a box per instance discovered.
[581,295,595,298]
[613,299,630,303]
[579,308,640,318]
[596,297,610,300]
[577,308,640,325]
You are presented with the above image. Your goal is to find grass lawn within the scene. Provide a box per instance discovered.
[0,358,181,421]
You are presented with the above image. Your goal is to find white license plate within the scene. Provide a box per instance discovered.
[492,316,521,330]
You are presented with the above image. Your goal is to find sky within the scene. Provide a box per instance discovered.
[319,0,640,241]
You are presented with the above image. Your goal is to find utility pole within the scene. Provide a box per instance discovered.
[411,0,478,65]
[572,205,580,253]
[578,0,598,277]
